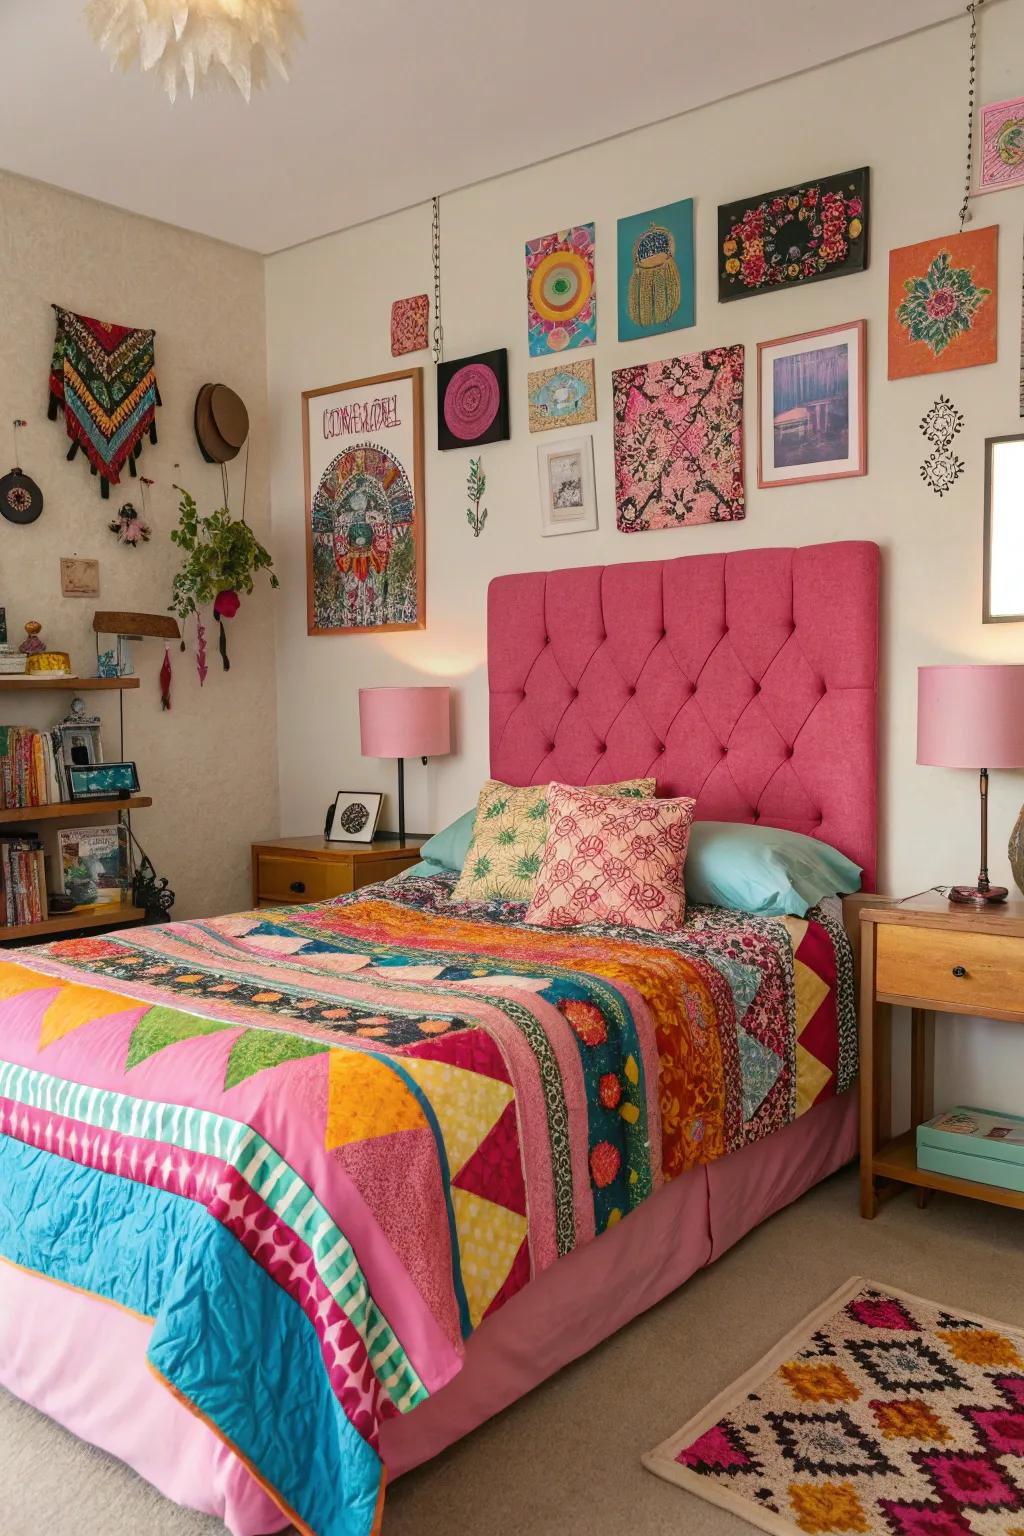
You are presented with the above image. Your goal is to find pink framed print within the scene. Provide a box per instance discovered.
[757,320,866,489]
[978,97,1024,194]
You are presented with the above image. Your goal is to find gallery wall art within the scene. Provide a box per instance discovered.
[526,223,596,355]
[919,394,965,497]
[390,295,429,356]
[302,367,424,635]
[437,349,510,451]
[537,435,597,536]
[612,345,744,533]
[527,358,597,433]
[888,225,997,379]
[757,321,866,488]
[978,98,1024,194]
[617,198,695,341]
[718,168,868,302]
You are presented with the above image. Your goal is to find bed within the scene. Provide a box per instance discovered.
[0,539,878,1536]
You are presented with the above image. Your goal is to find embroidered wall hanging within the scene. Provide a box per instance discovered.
[526,223,596,356]
[919,394,965,497]
[888,226,997,379]
[617,198,695,341]
[718,168,868,302]
[979,96,1024,194]
[390,295,429,356]
[48,306,160,498]
[612,345,745,533]
[527,358,596,434]
[437,349,510,451]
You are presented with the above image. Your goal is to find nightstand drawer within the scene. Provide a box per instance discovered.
[256,854,353,904]
[876,924,1024,1014]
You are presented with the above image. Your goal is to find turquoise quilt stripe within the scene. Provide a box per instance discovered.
[0,1135,382,1536]
[0,1058,425,1412]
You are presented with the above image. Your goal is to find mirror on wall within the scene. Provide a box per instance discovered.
[984,434,1024,623]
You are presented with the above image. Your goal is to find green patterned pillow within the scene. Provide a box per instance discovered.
[452,777,657,904]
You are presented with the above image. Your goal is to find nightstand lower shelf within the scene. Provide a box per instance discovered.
[872,1129,1024,1214]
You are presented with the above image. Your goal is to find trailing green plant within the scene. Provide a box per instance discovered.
[169,486,279,625]
[466,457,488,538]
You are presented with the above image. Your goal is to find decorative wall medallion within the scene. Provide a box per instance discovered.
[437,349,509,451]
[920,448,965,497]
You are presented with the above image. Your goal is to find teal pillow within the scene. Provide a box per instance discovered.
[418,809,476,873]
[684,822,861,917]
[399,859,449,879]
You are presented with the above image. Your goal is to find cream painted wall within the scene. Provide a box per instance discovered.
[0,170,278,918]
[267,6,1024,1112]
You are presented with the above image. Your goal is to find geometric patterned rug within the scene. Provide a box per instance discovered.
[644,1277,1024,1535]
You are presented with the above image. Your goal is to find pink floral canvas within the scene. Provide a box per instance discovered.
[524,783,696,935]
[390,295,429,356]
[612,345,745,533]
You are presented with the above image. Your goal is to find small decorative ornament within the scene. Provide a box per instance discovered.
[1009,803,1024,896]
[465,457,488,538]
[920,394,965,445]
[0,420,44,526]
[86,0,304,104]
[109,502,151,545]
[390,296,429,357]
[921,447,966,497]
[18,621,45,656]
[195,616,208,687]
[213,589,240,671]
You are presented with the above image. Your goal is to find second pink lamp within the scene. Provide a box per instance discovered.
[917,664,1024,903]
[359,686,451,845]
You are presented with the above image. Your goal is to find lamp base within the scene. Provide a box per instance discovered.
[949,883,1009,905]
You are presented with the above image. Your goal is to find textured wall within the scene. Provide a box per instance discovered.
[266,6,1024,1113]
[0,170,278,918]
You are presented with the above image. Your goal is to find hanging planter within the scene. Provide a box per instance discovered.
[169,487,278,673]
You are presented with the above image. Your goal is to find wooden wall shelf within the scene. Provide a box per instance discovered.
[0,677,140,692]
[0,797,152,824]
[0,904,146,943]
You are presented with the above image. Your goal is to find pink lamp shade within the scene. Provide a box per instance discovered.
[917,665,1024,769]
[359,686,451,760]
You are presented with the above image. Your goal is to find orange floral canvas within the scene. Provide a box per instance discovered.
[887,226,998,380]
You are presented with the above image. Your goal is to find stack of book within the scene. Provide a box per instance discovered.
[0,835,47,926]
[0,726,65,809]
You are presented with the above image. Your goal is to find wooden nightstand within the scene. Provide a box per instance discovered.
[858,892,1024,1219]
[251,835,425,908]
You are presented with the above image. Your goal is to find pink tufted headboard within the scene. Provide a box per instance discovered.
[488,541,879,888]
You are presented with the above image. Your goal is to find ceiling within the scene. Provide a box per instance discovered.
[0,0,967,254]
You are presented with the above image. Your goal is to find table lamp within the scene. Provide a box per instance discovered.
[917,664,1024,904]
[359,686,451,845]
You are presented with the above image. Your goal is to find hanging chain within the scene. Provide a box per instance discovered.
[431,194,444,365]
[959,0,984,230]
[10,419,25,466]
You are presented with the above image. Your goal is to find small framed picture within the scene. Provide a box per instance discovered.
[67,761,140,801]
[537,435,598,536]
[757,320,867,489]
[60,722,103,769]
[326,790,383,844]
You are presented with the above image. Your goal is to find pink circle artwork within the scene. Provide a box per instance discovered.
[443,363,500,441]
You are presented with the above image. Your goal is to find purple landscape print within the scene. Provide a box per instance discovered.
[772,342,849,467]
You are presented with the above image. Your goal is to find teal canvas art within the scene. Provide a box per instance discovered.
[617,198,695,342]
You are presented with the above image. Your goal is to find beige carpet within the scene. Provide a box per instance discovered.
[2,1167,1022,1536]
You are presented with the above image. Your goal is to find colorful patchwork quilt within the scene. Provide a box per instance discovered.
[0,872,855,1536]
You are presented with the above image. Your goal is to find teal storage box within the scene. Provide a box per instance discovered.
[917,1106,1024,1193]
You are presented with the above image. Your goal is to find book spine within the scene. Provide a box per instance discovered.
[35,848,48,922]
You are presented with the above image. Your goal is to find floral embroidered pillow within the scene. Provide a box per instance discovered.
[524,783,696,934]
[453,777,656,905]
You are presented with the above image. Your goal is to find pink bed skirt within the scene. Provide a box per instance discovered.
[0,1088,856,1534]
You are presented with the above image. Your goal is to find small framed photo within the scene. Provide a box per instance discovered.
[327,790,383,843]
[537,435,598,536]
[757,320,866,488]
[60,722,103,769]
[67,761,140,801]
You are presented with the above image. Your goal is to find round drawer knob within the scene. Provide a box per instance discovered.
[952,965,967,978]
[289,880,306,894]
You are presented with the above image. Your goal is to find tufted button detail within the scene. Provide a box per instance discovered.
[658,742,666,753]
[787,745,794,758]
[628,686,636,697]
[752,810,760,821]
[598,742,607,753]
[753,682,761,694]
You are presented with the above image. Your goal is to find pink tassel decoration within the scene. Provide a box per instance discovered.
[196,616,208,687]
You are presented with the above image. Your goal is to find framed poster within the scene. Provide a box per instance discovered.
[302,367,425,636]
[757,321,866,488]
[537,436,597,536]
